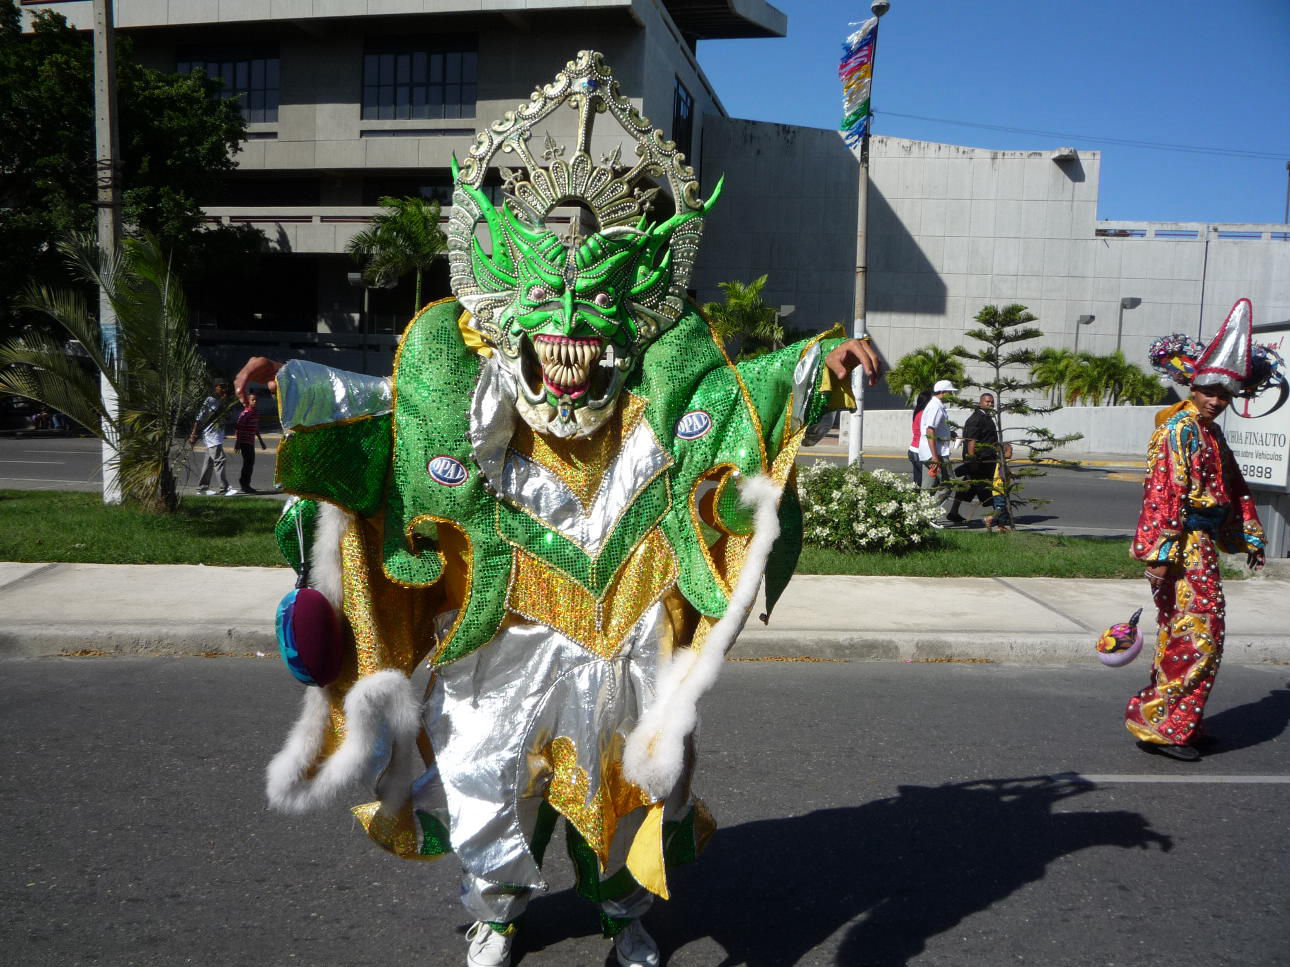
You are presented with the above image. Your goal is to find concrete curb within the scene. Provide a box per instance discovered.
[730,630,1290,664]
[5,624,1286,666]
[0,625,277,659]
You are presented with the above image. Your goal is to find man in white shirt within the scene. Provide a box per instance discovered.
[189,381,231,495]
[916,379,954,495]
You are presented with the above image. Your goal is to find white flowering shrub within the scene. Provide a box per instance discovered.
[797,462,944,553]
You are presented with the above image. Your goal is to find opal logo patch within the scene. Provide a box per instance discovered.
[427,455,468,486]
[675,410,713,441]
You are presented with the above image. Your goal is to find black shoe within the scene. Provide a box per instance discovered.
[944,512,966,524]
[1138,741,1201,762]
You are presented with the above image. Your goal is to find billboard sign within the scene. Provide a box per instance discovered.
[1223,325,1290,493]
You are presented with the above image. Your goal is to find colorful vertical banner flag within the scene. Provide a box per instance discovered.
[839,16,878,146]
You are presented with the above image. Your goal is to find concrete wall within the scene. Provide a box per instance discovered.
[863,137,1102,371]
[862,137,1290,413]
[839,404,1161,461]
[695,117,858,336]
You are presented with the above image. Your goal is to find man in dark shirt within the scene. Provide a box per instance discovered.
[946,392,998,523]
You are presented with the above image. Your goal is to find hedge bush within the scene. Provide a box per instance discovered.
[797,462,943,553]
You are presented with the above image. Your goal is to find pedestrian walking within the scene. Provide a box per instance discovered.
[906,389,933,487]
[947,392,997,524]
[916,380,955,513]
[232,392,267,495]
[189,380,231,495]
[1127,299,1275,761]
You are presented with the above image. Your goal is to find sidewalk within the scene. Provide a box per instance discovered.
[1,561,1286,664]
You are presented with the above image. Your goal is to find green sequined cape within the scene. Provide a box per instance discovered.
[274,299,848,667]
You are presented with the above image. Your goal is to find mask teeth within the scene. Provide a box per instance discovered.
[534,335,602,397]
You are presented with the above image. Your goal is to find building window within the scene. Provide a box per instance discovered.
[362,40,477,121]
[177,48,280,124]
[672,77,694,160]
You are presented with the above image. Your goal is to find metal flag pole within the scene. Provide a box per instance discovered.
[92,0,123,504]
[843,0,889,466]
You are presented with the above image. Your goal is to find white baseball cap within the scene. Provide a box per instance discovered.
[933,379,955,393]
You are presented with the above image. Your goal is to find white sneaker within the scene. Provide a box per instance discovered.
[197,488,215,496]
[465,922,513,967]
[224,489,242,496]
[614,919,660,967]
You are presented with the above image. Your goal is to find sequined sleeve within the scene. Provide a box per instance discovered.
[1215,432,1266,553]
[276,360,392,432]
[1132,419,1188,563]
[733,332,848,459]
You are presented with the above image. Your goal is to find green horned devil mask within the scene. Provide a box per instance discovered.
[447,50,721,439]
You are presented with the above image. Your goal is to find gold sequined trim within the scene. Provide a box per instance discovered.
[352,801,443,862]
[542,734,653,868]
[510,393,647,507]
[495,425,673,560]
[688,464,739,599]
[506,529,678,660]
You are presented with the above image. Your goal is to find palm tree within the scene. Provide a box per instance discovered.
[1119,364,1165,405]
[702,275,784,359]
[347,195,447,314]
[0,234,212,512]
[884,345,967,403]
[1065,351,1163,406]
[1030,347,1081,407]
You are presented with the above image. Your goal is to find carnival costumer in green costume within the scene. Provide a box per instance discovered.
[238,51,881,967]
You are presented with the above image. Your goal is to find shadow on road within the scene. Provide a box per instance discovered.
[1201,681,1290,755]
[524,774,1171,966]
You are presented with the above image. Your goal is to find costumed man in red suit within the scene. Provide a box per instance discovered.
[1128,299,1281,760]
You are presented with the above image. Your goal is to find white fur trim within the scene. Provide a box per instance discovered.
[623,473,782,799]
[311,503,350,608]
[265,669,422,814]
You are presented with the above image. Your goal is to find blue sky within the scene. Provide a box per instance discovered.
[696,0,1290,225]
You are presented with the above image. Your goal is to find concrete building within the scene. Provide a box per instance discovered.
[859,136,1290,406]
[20,2,1289,400]
[21,0,789,373]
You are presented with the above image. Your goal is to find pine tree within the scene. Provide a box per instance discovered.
[954,304,1080,526]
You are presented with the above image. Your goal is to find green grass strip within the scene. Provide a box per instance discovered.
[0,489,285,567]
[0,488,1243,581]
[798,529,1243,580]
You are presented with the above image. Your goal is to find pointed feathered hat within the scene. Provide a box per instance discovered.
[1148,297,1283,398]
[1191,298,1253,394]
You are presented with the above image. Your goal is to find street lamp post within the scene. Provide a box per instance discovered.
[1284,161,1289,225]
[347,272,369,374]
[1074,314,1094,354]
[92,0,122,505]
[848,0,890,467]
[1116,297,1141,354]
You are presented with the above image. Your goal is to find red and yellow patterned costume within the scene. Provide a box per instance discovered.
[1127,400,1265,746]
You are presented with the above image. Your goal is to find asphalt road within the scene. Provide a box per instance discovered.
[797,449,1145,535]
[0,433,281,496]
[2,656,1286,967]
[0,435,1144,533]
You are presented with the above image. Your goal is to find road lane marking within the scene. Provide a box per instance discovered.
[1057,772,1290,784]
[2,460,64,464]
